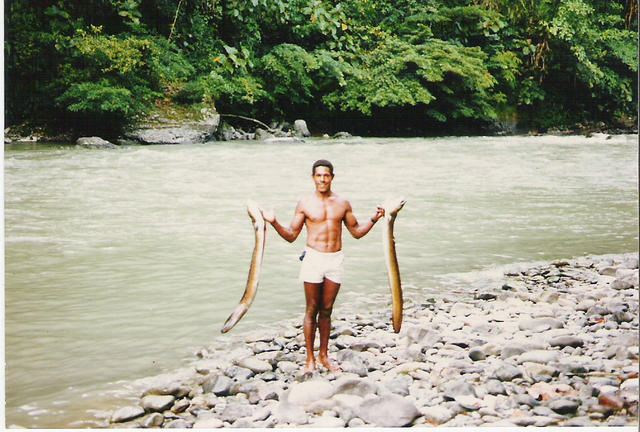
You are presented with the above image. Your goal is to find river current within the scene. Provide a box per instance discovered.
[4,135,638,427]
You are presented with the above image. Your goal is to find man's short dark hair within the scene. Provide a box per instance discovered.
[312,159,334,176]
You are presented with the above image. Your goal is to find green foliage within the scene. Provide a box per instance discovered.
[4,0,638,134]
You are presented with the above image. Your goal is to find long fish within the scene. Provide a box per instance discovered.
[221,200,266,333]
[381,198,407,333]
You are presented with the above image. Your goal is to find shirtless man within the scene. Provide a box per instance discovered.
[261,160,384,373]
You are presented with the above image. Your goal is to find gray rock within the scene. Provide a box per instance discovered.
[203,374,233,396]
[309,415,345,428]
[439,378,477,399]
[512,393,540,407]
[333,375,377,396]
[563,416,595,427]
[273,399,308,424]
[518,317,564,332]
[611,271,638,290]
[495,364,523,381]
[381,373,413,396]
[237,357,273,374]
[254,128,274,141]
[469,347,486,361]
[420,405,455,424]
[549,335,584,348]
[293,119,310,137]
[348,417,366,427]
[141,394,175,412]
[220,402,253,422]
[517,350,560,364]
[225,365,254,381]
[76,136,117,149]
[140,412,164,428]
[548,397,580,414]
[126,122,217,145]
[171,398,190,413]
[454,395,483,410]
[165,419,192,428]
[484,379,507,395]
[111,405,145,423]
[356,394,419,427]
[288,379,335,406]
[277,360,299,375]
[336,350,368,377]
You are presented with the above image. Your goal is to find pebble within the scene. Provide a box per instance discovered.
[356,394,419,427]
[141,395,175,412]
[105,253,638,428]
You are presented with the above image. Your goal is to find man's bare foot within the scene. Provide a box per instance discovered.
[318,355,341,372]
[304,358,316,374]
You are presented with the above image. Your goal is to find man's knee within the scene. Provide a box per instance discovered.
[318,307,333,319]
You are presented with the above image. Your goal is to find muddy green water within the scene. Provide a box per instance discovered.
[4,135,638,427]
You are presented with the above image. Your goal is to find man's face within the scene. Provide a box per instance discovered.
[313,166,333,193]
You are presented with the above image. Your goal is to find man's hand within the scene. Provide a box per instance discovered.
[260,207,275,224]
[373,206,385,222]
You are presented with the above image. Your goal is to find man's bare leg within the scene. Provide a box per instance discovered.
[318,278,342,372]
[303,282,322,373]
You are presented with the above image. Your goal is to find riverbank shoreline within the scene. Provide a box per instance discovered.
[74,252,640,428]
[4,116,638,146]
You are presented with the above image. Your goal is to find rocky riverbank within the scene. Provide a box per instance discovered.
[102,253,639,427]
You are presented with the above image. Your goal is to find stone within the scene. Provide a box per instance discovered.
[549,335,584,348]
[254,128,274,141]
[293,119,310,137]
[495,364,523,381]
[165,419,192,428]
[333,375,377,396]
[225,365,254,381]
[220,403,253,422]
[171,398,190,413]
[439,378,477,400]
[598,394,625,410]
[203,374,233,396]
[356,394,419,427]
[611,271,638,290]
[277,360,299,375]
[329,394,364,422]
[141,394,175,412]
[455,395,484,410]
[518,317,564,332]
[288,379,335,406]
[111,405,145,423]
[140,413,164,428]
[348,417,365,427]
[273,400,309,424]
[381,373,413,396]
[309,415,345,428]
[336,350,368,377]
[76,136,117,149]
[420,405,455,425]
[517,350,560,364]
[484,380,507,395]
[548,397,580,414]
[237,357,273,374]
[469,347,486,361]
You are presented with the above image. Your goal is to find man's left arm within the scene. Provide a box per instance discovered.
[344,201,385,239]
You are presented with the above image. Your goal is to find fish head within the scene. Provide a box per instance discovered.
[246,200,265,227]
[382,198,407,218]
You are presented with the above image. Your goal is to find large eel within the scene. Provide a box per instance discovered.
[221,200,266,333]
[381,198,407,333]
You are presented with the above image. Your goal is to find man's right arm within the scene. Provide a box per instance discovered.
[262,201,305,243]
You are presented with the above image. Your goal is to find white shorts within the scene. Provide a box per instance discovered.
[299,248,344,284]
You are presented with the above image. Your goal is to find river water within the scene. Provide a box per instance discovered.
[4,135,638,427]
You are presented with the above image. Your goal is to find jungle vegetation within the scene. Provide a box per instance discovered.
[4,0,638,136]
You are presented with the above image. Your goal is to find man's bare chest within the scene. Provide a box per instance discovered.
[304,202,346,223]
